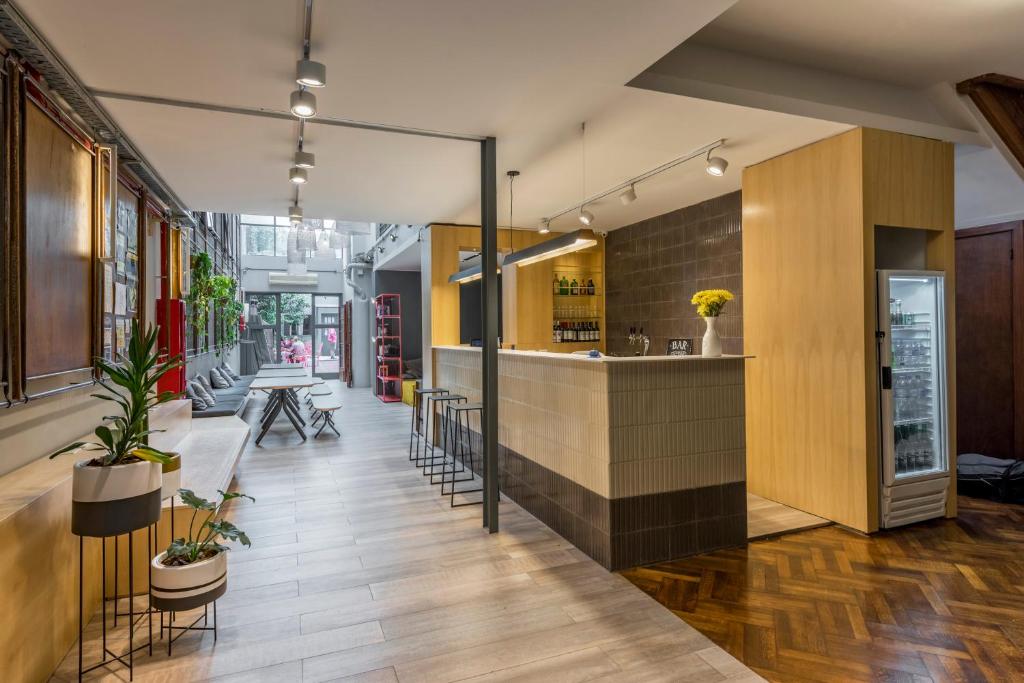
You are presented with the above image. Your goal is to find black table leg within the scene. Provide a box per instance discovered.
[255,390,285,445]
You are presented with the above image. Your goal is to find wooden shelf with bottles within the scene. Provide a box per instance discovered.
[550,247,605,352]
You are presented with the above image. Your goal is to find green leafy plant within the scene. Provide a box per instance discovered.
[163,488,254,566]
[280,293,311,334]
[211,274,244,356]
[187,252,214,351]
[49,320,182,466]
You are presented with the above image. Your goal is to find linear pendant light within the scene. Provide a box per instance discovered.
[503,229,598,268]
[448,262,484,284]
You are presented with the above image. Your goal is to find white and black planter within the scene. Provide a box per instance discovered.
[150,550,228,612]
[71,459,162,537]
[161,452,182,500]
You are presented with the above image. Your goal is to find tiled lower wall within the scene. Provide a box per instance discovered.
[434,347,748,570]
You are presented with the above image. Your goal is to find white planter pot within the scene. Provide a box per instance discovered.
[161,452,182,500]
[151,549,228,612]
[702,316,723,358]
[71,458,162,537]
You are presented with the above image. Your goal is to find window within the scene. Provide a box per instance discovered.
[241,215,342,258]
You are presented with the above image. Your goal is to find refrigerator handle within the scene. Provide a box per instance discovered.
[881,366,892,390]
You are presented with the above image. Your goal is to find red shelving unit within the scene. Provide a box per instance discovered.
[374,293,403,403]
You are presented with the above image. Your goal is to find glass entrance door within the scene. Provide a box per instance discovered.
[247,294,280,364]
[313,295,341,378]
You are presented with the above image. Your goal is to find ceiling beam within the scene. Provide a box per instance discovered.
[958,74,1024,172]
[90,89,488,143]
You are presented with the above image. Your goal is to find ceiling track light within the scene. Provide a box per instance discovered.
[289,203,303,220]
[296,59,327,88]
[294,149,315,168]
[289,166,308,184]
[541,139,727,229]
[705,150,728,177]
[619,184,637,205]
[290,89,317,118]
[538,219,551,234]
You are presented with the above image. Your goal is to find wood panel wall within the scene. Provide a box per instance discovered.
[24,101,95,378]
[429,225,604,351]
[743,128,954,532]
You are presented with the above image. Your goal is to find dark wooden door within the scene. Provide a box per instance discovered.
[955,226,1019,458]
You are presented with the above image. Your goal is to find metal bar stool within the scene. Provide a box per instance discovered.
[421,393,466,476]
[410,388,448,462]
[442,402,484,507]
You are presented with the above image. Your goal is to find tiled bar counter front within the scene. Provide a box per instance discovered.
[433,346,749,570]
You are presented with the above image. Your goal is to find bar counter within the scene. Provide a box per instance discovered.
[433,345,750,569]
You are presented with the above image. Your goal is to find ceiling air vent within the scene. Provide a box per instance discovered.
[268,272,319,287]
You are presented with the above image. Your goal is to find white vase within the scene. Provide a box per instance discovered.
[702,316,722,358]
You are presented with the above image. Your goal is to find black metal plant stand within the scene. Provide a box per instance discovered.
[77,529,154,682]
[162,602,218,656]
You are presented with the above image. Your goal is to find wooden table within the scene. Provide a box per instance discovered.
[258,363,305,370]
[256,367,309,378]
[250,375,319,444]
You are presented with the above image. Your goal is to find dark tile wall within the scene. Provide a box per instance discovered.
[452,422,746,570]
[605,191,743,356]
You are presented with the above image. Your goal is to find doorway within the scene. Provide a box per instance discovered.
[246,291,345,378]
[955,222,1024,459]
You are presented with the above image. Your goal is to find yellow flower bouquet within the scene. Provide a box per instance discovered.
[690,289,733,317]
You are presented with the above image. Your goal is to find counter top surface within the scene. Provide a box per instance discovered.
[433,345,751,362]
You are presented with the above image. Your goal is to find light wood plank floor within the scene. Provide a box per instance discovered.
[50,382,758,682]
[746,494,831,540]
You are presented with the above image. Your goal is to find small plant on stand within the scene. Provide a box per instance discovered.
[690,289,734,358]
[150,488,254,651]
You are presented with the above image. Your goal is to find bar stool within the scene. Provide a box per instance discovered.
[420,393,466,475]
[442,402,484,507]
[409,388,448,462]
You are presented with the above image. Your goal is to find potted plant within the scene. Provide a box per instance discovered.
[690,289,734,358]
[150,488,253,611]
[50,320,183,537]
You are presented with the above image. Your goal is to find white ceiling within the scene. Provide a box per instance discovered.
[18,0,847,231]
[455,88,850,232]
[693,0,1024,88]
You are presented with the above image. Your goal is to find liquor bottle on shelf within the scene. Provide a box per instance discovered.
[559,275,569,296]
[552,321,561,344]
[570,278,579,296]
[594,321,600,342]
[587,279,595,295]
[553,274,560,295]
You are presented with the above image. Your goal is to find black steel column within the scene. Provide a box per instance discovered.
[480,136,499,533]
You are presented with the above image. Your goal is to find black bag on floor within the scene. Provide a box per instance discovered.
[957,453,1024,501]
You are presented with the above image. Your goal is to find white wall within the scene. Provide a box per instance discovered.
[241,254,346,293]
[955,144,1024,229]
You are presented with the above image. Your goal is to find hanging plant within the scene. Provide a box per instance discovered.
[211,274,244,356]
[187,252,214,351]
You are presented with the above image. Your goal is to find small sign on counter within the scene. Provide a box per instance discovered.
[666,338,693,356]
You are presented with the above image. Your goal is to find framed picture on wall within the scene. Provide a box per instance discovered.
[103,263,114,314]
[114,282,127,316]
[179,227,191,296]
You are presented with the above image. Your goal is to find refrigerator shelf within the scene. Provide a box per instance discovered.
[894,416,934,426]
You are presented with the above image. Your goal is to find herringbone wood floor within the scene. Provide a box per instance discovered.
[622,496,1024,682]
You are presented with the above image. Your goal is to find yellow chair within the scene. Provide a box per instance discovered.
[402,379,417,406]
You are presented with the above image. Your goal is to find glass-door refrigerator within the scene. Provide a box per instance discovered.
[877,270,950,528]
